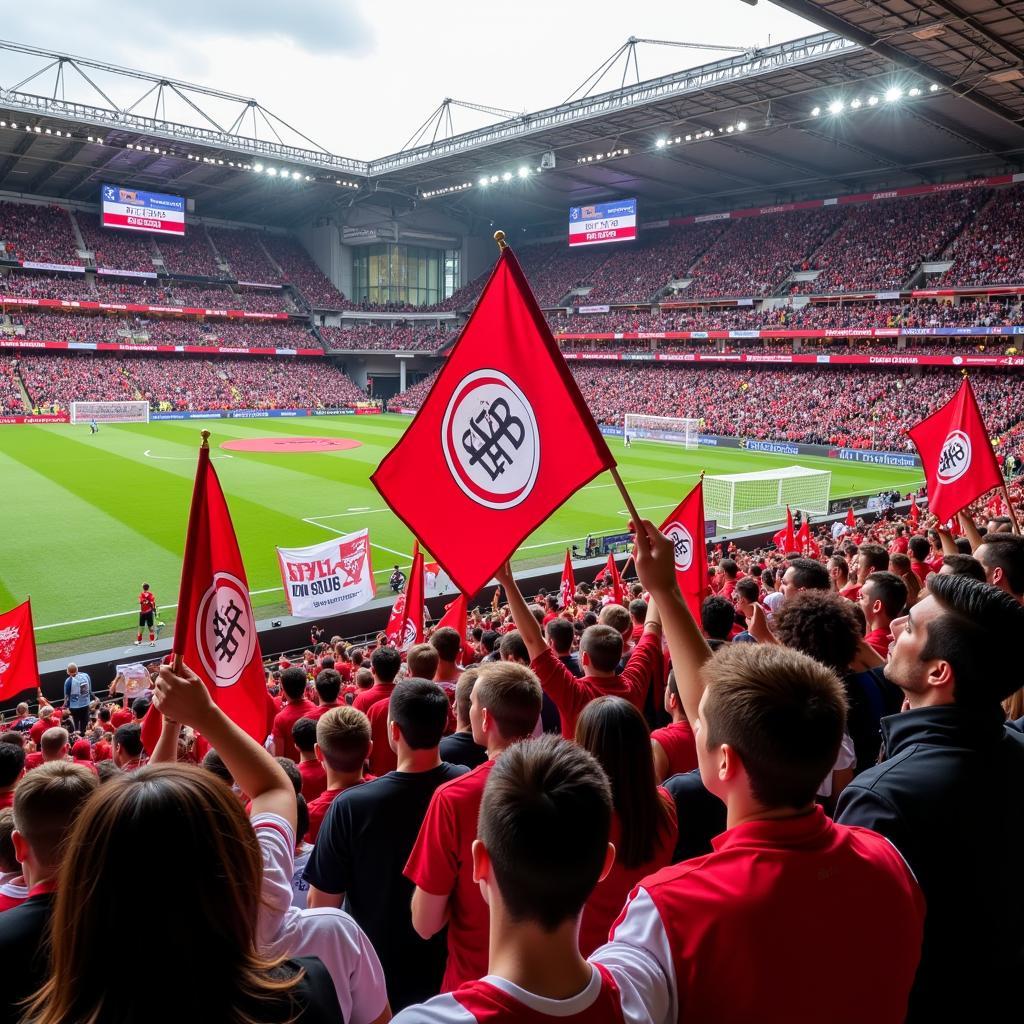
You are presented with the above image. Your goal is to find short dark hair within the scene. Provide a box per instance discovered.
[291,717,317,753]
[858,544,889,574]
[454,668,479,726]
[701,596,736,643]
[499,631,529,664]
[787,558,830,591]
[977,533,1024,596]
[0,743,26,788]
[275,757,302,795]
[201,749,233,785]
[719,558,738,579]
[923,573,1024,706]
[545,617,574,655]
[314,669,342,704]
[371,646,402,684]
[480,630,499,653]
[113,724,143,758]
[478,734,612,931]
[295,794,309,843]
[130,697,150,720]
[579,625,624,673]
[628,599,647,623]
[431,627,462,663]
[702,644,846,809]
[98,707,111,723]
[406,643,439,679]
[774,591,861,673]
[863,571,909,618]
[474,662,543,740]
[734,577,759,603]
[281,667,308,700]
[389,679,449,749]
[940,554,986,583]
[908,535,931,561]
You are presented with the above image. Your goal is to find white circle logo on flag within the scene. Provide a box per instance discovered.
[195,572,257,688]
[937,429,972,484]
[401,618,418,649]
[441,369,540,510]
[664,521,694,572]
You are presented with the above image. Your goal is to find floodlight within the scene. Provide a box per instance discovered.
[478,176,488,186]
[254,163,264,172]
[885,87,903,102]
[828,100,844,115]
[811,106,821,116]
[867,95,879,106]
[517,166,529,177]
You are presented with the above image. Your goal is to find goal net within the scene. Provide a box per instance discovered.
[623,414,698,449]
[704,465,831,530]
[70,401,150,424]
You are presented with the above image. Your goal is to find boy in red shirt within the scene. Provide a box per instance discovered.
[406,661,543,991]
[271,667,317,761]
[352,647,402,713]
[305,706,373,843]
[393,734,649,1024]
[291,718,327,804]
[650,671,698,783]
[591,521,925,1024]
[496,562,663,738]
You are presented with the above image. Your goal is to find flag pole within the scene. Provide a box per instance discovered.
[172,429,211,675]
[1002,483,1021,534]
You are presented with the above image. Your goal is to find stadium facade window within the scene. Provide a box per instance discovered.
[351,243,455,306]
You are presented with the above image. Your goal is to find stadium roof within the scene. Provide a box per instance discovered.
[2,22,1024,232]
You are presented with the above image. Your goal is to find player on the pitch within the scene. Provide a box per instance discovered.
[89,419,99,435]
[136,583,157,646]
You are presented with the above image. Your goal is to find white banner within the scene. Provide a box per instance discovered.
[276,529,376,618]
[112,663,152,699]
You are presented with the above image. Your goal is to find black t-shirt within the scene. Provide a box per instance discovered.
[439,731,488,770]
[0,892,53,1024]
[662,769,727,863]
[304,763,468,1012]
[239,958,342,1024]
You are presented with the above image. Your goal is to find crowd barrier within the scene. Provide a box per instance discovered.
[0,339,324,357]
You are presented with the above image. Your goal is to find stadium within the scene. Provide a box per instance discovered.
[0,2,1022,1022]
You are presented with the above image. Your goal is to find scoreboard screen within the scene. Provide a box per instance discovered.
[568,198,637,247]
[100,184,185,236]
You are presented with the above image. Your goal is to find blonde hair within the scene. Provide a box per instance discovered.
[12,761,98,869]
[316,706,371,772]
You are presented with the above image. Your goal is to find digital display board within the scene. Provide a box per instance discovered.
[101,184,185,236]
[568,198,637,247]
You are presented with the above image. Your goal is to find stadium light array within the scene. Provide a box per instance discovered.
[656,125,737,150]
[422,181,473,199]
[811,82,937,116]
[575,146,629,165]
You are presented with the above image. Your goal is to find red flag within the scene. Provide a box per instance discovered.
[601,552,625,605]
[659,479,709,623]
[773,505,796,552]
[908,377,1003,524]
[0,600,39,702]
[560,549,576,610]
[140,700,163,756]
[437,592,469,662]
[846,506,856,528]
[173,441,267,742]
[385,544,425,651]
[371,245,616,596]
[909,494,920,526]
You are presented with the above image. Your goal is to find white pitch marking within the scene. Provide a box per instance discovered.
[347,506,371,511]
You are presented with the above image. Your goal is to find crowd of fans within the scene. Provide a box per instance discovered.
[793,190,987,294]
[76,214,155,273]
[208,227,281,284]
[6,313,129,344]
[267,235,351,310]
[0,203,82,266]
[13,351,365,412]
[940,185,1024,286]
[0,490,1020,1022]
[0,272,92,302]
[0,357,24,413]
[320,325,450,352]
[155,230,225,278]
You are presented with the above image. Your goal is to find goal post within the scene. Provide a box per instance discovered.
[70,401,150,424]
[623,414,699,449]
[704,465,831,530]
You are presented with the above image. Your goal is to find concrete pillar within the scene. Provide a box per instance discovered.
[399,358,407,392]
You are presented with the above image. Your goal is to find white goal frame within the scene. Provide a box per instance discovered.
[623,414,699,449]
[70,400,150,424]
[704,465,831,530]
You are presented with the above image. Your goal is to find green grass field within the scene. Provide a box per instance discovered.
[0,414,923,657]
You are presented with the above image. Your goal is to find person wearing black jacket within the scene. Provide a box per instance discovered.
[837,573,1024,1023]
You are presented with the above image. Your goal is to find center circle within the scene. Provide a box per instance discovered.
[220,436,363,453]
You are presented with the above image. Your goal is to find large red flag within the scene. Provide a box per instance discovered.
[846,506,856,528]
[773,505,796,552]
[909,494,920,526]
[659,479,709,623]
[908,377,1003,525]
[385,545,425,651]
[371,244,616,596]
[559,549,576,610]
[173,438,267,742]
[602,552,625,606]
[0,600,39,702]
[436,592,469,662]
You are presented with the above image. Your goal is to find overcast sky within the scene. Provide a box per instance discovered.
[1,1,822,158]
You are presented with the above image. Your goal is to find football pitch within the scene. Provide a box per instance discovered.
[0,415,924,655]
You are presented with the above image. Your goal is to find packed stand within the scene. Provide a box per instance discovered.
[568,363,1024,449]
[0,358,25,413]
[0,272,93,302]
[685,208,844,299]
[92,278,173,306]
[940,185,1024,286]
[76,213,155,272]
[266,235,351,310]
[155,230,224,278]
[208,227,281,284]
[794,190,988,294]
[320,325,449,352]
[0,202,81,266]
[387,370,439,410]
[13,313,128,344]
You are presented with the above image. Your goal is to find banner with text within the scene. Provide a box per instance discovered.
[276,529,376,618]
